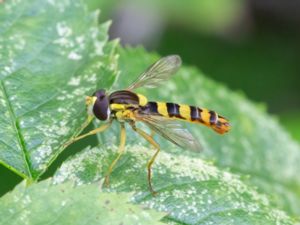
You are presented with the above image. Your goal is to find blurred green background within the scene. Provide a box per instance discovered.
[1,0,300,196]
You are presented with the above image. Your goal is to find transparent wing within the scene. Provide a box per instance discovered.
[127,55,182,90]
[135,114,202,152]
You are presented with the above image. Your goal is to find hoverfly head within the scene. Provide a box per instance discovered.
[86,89,110,121]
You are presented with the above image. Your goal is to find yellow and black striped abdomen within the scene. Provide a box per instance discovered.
[145,101,231,134]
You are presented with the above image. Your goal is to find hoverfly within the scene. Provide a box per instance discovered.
[65,55,230,195]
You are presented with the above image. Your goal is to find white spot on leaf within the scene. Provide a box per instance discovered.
[68,77,81,86]
[68,51,82,61]
[56,22,72,37]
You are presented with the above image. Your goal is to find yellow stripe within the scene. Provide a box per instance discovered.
[179,104,191,120]
[110,103,126,110]
[137,94,148,106]
[200,109,211,125]
[157,102,169,117]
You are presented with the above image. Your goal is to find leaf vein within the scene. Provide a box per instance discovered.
[0,81,32,178]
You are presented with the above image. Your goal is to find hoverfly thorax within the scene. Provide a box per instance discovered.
[89,89,111,121]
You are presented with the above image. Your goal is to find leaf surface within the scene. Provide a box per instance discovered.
[0,179,165,225]
[0,0,117,179]
[53,145,294,225]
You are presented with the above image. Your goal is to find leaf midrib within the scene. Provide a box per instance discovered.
[0,81,32,178]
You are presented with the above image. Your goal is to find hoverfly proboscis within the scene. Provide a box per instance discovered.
[64,55,231,195]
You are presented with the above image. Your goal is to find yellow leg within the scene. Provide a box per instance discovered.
[150,129,156,138]
[63,119,112,148]
[130,123,160,196]
[104,123,126,187]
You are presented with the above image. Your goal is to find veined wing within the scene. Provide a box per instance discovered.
[127,55,182,90]
[135,113,202,152]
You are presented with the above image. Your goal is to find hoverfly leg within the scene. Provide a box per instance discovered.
[104,122,126,187]
[130,122,160,196]
[63,118,112,148]
[147,146,160,196]
[150,129,156,139]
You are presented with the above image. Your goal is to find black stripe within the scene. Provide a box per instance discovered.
[166,102,179,117]
[190,106,199,121]
[209,110,217,125]
[197,107,205,123]
[148,102,159,114]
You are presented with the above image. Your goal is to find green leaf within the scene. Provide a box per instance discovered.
[280,112,300,142]
[112,47,300,217]
[0,0,117,179]
[0,179,165,225]
[53,145,294,225]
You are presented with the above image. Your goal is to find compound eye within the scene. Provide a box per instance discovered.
[92,89,106,98]
[93,96,109,121]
